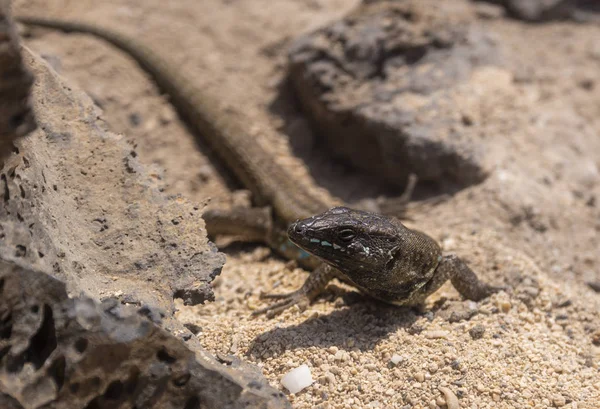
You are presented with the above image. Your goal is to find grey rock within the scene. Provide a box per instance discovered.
[0,31,289,408]
[0,260,289,409]
[473,0,600,22]
[505,0,574,21]
[288,0,502,188]
[469,324,486,340]
[0,49,224,313]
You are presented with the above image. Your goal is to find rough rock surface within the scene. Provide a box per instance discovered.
[0,259,289,408]
[0,22,288,409]
[12,0,600,407]
[0,0,36,151]
[288,0,502,189]
[1,49,224,311]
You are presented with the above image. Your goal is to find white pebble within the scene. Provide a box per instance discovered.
[281,364,314,394]
[390,354,403,365]
[424,330,449,339]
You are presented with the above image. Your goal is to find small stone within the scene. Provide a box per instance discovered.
[281,364,314,394]
[390,354,403,365]
[553,395,566,407]
[498,299,512,313]
[448,306,478,323]
[414,372,425,382]
[439,387,459,409]
[469,324,486,340]
[424,330,449,339]
[591,330,600,346]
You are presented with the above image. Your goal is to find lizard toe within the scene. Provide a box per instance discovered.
[251,290,310,318]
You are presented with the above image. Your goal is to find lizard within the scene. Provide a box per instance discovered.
[16,14,502,317]
[271,206,500,315]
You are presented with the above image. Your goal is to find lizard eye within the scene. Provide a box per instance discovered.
[337,228,355,242]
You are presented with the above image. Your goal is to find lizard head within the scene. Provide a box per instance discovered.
[288,206,442,293]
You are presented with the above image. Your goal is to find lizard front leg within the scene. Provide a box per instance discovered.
[252,263,339,317]
[204,206,337,316]
[398,254,503,306]
[438,254,504,301]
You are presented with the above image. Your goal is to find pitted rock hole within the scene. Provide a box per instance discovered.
[104,380,124,400]
[0,312,11,339]
[74,337,89,354]
[156,347,177,364]
[47,355,66,391]
[184,396,200,409]
[7,304,57,373]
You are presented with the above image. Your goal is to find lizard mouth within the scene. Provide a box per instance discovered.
[288,220,324,250]
[288,220,345,260]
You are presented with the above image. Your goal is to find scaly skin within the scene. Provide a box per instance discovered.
[18,15,499,317]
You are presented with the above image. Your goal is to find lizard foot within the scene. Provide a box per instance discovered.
[251,290,310,318]
[482,283,510,298]
[466,283,507,302]
[252,264,336,317]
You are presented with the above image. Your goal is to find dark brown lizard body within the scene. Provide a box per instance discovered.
[17,15,500,316]
[263,206,500,315]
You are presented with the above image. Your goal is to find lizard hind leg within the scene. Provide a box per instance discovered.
[353,173,418,216]
[376,173,418,216]
[203,206,272,243]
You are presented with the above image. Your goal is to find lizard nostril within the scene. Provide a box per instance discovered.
[294,224,304,234]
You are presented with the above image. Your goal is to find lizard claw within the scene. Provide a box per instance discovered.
[258,289,298,300]
[251,290,310,318]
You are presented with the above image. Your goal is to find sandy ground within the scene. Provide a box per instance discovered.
[14,0,600,408]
